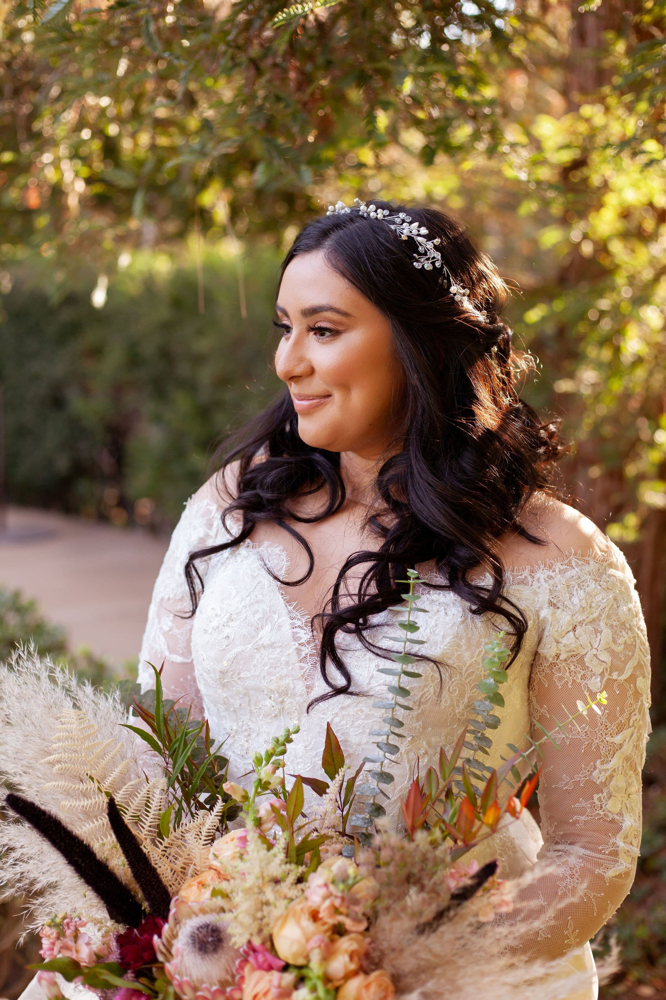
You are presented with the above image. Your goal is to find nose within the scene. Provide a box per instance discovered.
[275,330,315,384]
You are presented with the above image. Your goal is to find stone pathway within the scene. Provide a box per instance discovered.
[0,506,169,667]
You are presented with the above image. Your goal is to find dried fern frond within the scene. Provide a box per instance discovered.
[143,800,225,894]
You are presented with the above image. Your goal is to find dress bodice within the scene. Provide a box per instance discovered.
[138,481,651,977]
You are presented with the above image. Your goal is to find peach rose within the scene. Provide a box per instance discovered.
[210,828,248,865]
[272,898,328,965]
[347,877,379,911]
[324,934,367,986]
[177,865,231,903]
[337,971,394,1000]
[243,968,295,1000]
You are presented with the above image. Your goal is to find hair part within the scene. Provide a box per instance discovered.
[185,201,565,707]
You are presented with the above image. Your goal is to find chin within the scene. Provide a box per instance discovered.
[296,416,343,453]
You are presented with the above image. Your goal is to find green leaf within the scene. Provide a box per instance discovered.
[478,678,498,695]
[366,802,386,818]
[121,723,163,756]
[84,970,153,994]
[349,814,373,827]
[486,690,505,708]
[384,716,403,727]
[356,782,380,796]
[286,775,304,825]
[402,670,423,678]
[387,685,410,698]
[29,958,83,980]
[390,653,416,665]
[377,668,403,676]
[373,699,396,709]
[370,769,394,784]
[153,665,165,742]
[321,722,345,780]
[398,621,420,633]
[375,741,400,755]
[159,804,173,838]
[488,668,508,684]
[343,763,364,807]
[462,761,478,808]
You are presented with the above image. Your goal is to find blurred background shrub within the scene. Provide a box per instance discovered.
[0,243,281,527]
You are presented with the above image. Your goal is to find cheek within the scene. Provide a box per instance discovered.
[338,336,399,420]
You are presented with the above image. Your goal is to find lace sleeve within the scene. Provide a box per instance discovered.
[137,477,232,710]
[515,544,651,959]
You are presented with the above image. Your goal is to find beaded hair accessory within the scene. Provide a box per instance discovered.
[326,198,488,322]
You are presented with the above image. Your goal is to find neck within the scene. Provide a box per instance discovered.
[339,451,384,504]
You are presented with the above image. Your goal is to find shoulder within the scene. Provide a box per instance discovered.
[168,464,241,549]
[193,462,241,509]
[496,494,611,572]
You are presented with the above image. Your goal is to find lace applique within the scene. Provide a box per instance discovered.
[138,482,651,967]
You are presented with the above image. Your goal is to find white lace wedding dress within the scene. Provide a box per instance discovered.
[134,480,651,1000]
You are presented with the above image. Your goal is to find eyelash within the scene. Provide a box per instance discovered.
[272,320,338,340]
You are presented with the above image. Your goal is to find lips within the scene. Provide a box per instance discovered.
[291,394,331,413]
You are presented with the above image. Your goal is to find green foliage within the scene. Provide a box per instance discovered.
[0,587,67,663]
[0,0,514,256]
[0,585,113,685]
[0,245,281,524]
[450,635,511,797]
[348,569,425,837]
[120,664,241,828]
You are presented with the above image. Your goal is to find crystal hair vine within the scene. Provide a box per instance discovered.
[326,198,488,322]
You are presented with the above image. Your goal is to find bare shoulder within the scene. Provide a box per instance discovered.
[496,493,610,571]
[191,462,241,511]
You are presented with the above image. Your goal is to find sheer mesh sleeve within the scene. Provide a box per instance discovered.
[516,544,651,959]
[138,477,232,711]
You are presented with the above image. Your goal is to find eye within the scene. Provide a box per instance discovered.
[272,319,292,336]
[311,325,338,340]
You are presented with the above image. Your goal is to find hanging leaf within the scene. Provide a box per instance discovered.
[321,722,345,780]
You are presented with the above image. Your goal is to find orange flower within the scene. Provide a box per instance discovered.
[324,934,367,986]
[177,866,231,903]
[272,898,328,966]
[337,971,394,1000]
[210,829,248,866]
[243,969,295,1000]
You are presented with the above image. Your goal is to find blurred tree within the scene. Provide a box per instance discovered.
[0,0,664,694]
[0,0,516,259]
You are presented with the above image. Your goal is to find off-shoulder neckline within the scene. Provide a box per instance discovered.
[188,489,630,588]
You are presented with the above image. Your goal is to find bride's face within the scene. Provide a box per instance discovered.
[275,250,402,458]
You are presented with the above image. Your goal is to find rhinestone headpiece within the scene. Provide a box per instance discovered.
[326,198,488,322]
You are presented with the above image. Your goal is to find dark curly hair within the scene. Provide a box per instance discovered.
[185,201,565,707]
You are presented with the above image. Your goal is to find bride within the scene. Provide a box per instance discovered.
[138,199,650,999]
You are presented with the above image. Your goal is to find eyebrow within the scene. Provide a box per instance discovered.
[275,303,353,319]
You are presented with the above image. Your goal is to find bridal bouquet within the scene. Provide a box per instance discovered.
[0,574,607,1000]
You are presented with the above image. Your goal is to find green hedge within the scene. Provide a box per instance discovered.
[0,244,282,527]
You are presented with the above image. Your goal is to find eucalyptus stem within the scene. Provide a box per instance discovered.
[349,569,427,841]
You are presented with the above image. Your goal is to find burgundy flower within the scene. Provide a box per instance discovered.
[117,916,166,972]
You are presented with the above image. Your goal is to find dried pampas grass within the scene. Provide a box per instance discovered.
[0,647,222,931]
[369,836,617,1000]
